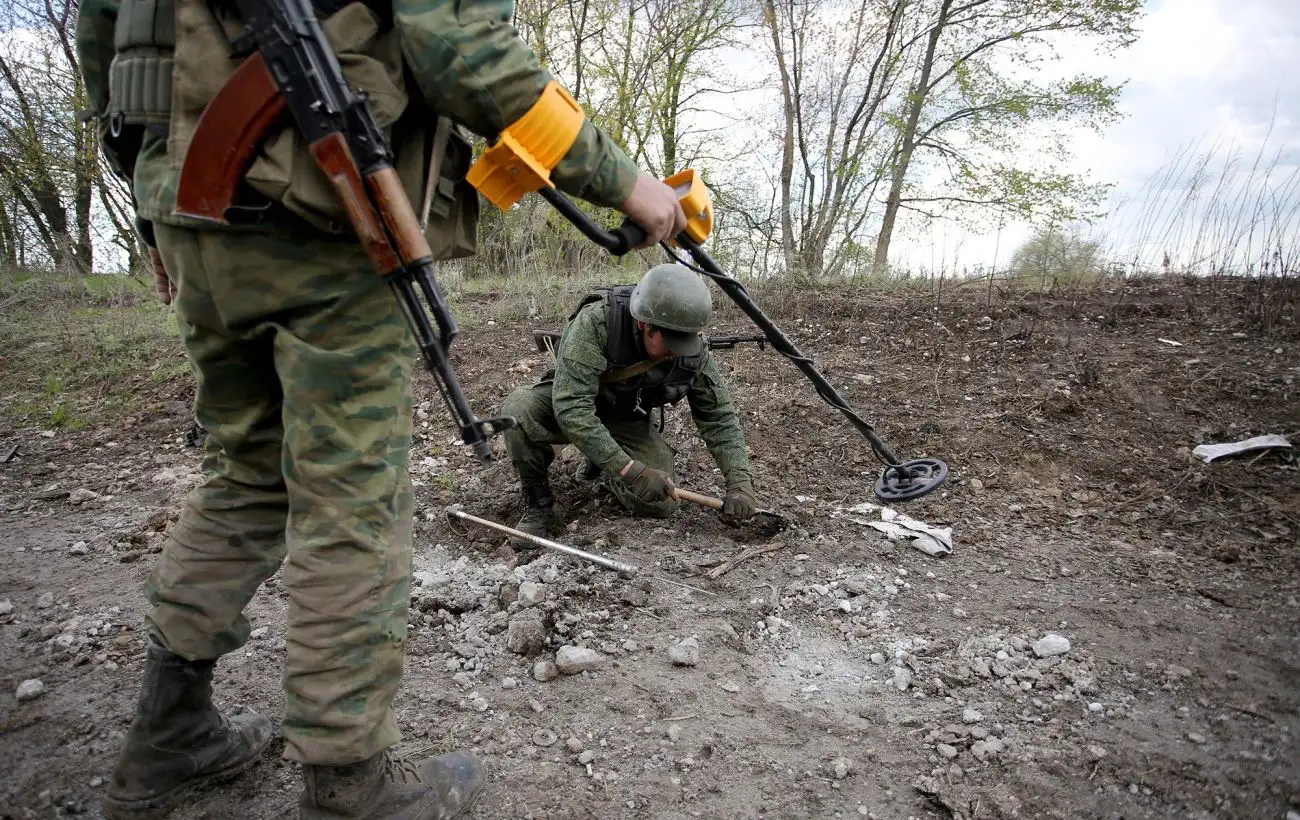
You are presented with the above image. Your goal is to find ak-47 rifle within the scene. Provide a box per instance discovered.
[531,329,767,355]
[172,0,514,463]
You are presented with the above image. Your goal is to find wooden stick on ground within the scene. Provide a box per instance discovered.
[708,541,787,579]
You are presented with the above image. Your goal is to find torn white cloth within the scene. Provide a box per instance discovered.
[838,502,953,557]
[1192,434,1292,463]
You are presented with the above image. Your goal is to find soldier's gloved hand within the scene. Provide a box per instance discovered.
[722,485,759,522]
[617,173,687,248]
[620,460,675,504]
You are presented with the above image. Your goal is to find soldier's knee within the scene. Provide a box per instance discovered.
[499,387,535,420]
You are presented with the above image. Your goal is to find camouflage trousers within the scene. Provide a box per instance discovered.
[147,222,416,765]
[500,381,679,518]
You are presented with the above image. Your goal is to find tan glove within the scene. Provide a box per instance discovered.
[722,485,759,522]
[620,460,675,504]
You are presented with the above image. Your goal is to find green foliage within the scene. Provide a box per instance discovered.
[1008,224,1111,289]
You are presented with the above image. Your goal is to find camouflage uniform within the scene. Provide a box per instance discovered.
[502,293,753,518]
[76,0,640,767]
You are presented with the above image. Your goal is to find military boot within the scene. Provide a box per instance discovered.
[514,484,554,542]
[300,749,486,819]
[103,642,274,820]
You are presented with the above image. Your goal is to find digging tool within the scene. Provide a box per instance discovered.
[444,506,715,595]
[464,161,949,502]
[672,487,788,535]
[446,505,637,577]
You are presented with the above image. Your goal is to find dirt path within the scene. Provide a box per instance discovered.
[2,280,1297,819]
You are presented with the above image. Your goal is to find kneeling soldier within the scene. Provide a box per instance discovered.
[501,263,759,536]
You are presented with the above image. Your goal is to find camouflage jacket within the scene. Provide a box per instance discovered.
[553,302,753,491]
[74,0,639,227]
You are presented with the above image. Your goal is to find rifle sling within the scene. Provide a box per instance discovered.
[601,357,669,384]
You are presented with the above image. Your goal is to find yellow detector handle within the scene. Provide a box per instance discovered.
[467,81,585,210]
[664,169,713,244]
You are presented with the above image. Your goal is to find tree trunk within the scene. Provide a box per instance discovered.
[872,0,951,276]
[763,0,798,278]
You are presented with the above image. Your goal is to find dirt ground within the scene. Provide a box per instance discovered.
[2,277,1298,820]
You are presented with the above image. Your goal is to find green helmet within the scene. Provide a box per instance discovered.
[629,264,712,333]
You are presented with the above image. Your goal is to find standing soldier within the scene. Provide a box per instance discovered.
[501,263,760,534]
[75,0,687,817]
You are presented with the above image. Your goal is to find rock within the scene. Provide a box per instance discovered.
[533,660,559,682]
[501,677,519,690]
[971,736,1005,762]
[1187,732,1206,744]
[1009,637,1029,652]
[532,729,557,747]
[668,637,700,667]
[1032,634,1071,658]
[666,724,682,742]
[963,708,983,724]
[577,750,595,765]
[16,679,45,701]
[892,666,913,691]
[68,488,99,505]
[1088,702,1103,713]
[969,478,984,491]
[0,599,13,617]
[969,727,989,740]
[412,570,439,587]
[506,613,547,655]
[837,600,853,613]
[936,743,958,760]
[619,586,649,607]
[555,645,606,674]
[35,592,54,609]
[452,672,472,689]
[249,627,268,640]
[971,657,991,677]
[566,737,584,753]
[69,541,89,556]
[952,607,968,618]
[831,757,852,780]
[468,694,489,712]
[1087,745,1108,760]
[870,653,886,665]
[90,776,104,788]
[518,582,547,607]
[622,640,638,653]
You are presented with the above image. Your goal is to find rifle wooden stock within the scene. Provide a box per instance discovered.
[307,133,401,275]
[174,53,286,222]
[367,167,433,265]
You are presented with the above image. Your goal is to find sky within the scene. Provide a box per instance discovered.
[890,0,1300,272]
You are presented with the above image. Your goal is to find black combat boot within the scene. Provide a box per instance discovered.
[300,749,486,819]
[103,641,274,820]
[514,483,555,541]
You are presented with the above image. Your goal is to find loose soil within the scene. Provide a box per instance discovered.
[2,278,1298,820]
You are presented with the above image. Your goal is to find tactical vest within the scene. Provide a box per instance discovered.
[104,0,477,259]
[566,286,705,420]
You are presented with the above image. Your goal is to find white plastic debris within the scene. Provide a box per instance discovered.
[866,508,953,557]
[1192,434,1292,464]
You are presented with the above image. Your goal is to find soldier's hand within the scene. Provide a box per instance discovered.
[722,486,759,523]
[617,173,687,248]
[150,247,176,305]
[620,460,675,504]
